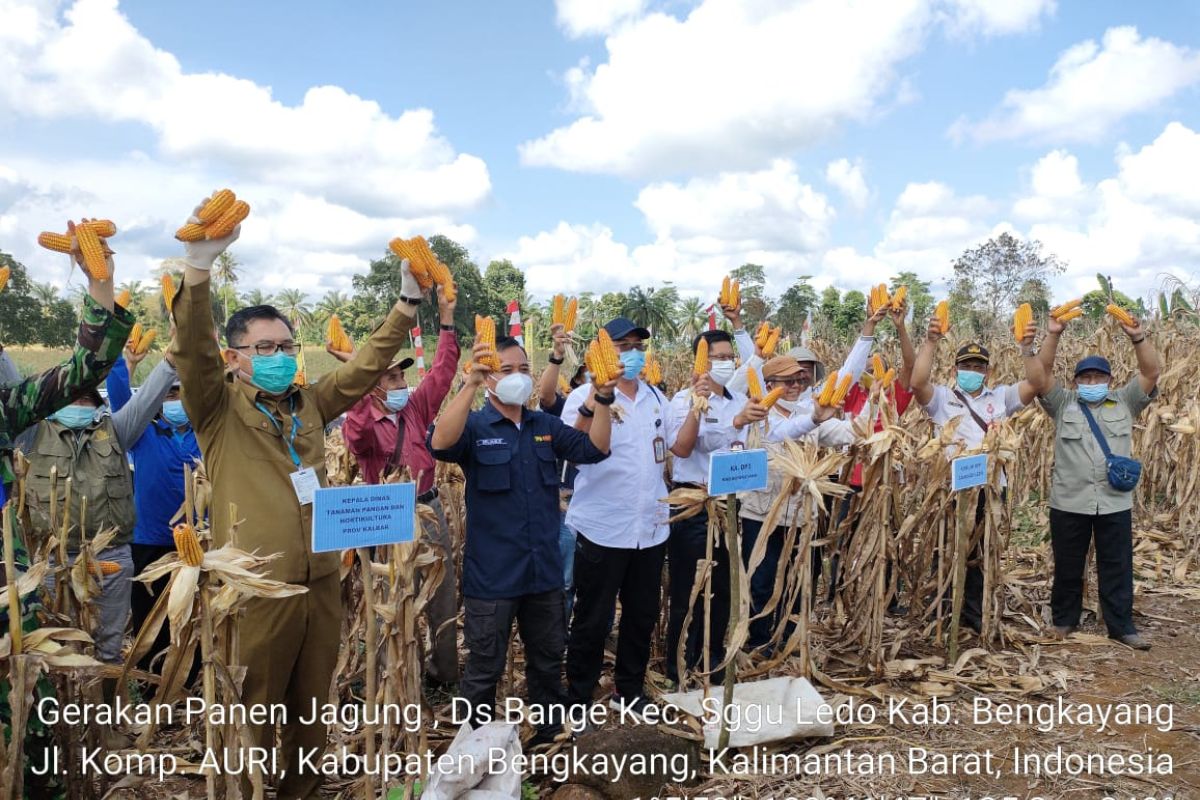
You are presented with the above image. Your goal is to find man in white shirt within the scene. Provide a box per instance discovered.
[910,318,1040,631]
[664,330,767,684]
[563,317,671,717]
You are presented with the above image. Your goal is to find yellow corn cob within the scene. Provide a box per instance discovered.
[92,560,122,577]
[1057,307,1084,323]
[817,372,838,406]
[0,266,10,293]
[474,315,501,371]
[198,189,236,223]
[175,223,206,242]
[890,285,908,310]
[430,261,457,301]
[38,231,73,253]
[869,283,890,313]
[934,300,950,334]
[729,280,740,308]
[754,321,771,350]
[871,354,886,381]
[80,219,116,238]
[595,329,621,382]
[294,370,307,387]
[552,295,565,326]
[693,338,710,376]
[205,200,250,239]
[388,238,434,289]
[134,328,157,355]
[558,375,571,395]
[762,327,781,357]
[761,386,785,409]
[1050,298,1082,319]
[1013,302,1033,342]
[831,372,854,406]
[746,369,764,401]
[115,288,131,308]
[129,323,143,351]
[161,273,177,311]
[327,314,352,352]
[173,523,204,567]
[719,276,731,307]
[1106,303,1135,326]
[563,298,578,332]
[642,355,662,386]
[882,367,896,388]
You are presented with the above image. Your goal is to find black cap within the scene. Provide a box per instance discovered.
[955,343,990,365]
[386,357,415,371]
[1074,355,1112,376]
[603,316,650,341]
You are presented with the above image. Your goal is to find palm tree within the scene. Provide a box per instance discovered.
[275,288,312,329]
[32,281,60,309]
[116,280,148,306]
[315,291,352,321]
[241,288,275,307]
[679,296,709,342]
[213,251,241,322]
[621,285,680,338]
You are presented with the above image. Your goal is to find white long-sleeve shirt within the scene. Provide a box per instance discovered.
[666,386,748,486]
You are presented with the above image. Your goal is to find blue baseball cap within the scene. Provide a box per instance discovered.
[603,316,650,340]
[1074,355,1112,377]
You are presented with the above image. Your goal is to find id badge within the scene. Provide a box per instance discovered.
[289,466,319,505]
[653,436,666,464]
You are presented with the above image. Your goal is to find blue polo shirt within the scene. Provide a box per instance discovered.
[106,359,202,547]
[429,402,608,599]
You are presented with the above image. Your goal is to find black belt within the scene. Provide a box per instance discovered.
[417,487,439,504]
[670,481,703,490]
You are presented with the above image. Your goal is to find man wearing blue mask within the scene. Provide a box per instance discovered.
[337,286,459,687]
[562,316,670,720]
[910,316,1040,633]
[1029,308,1159,650]
[171,192,428,799]
[105,332,202,693]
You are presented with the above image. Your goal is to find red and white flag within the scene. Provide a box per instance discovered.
[411,326,426,380]
[705,304,717,331]
[507,299,523,346]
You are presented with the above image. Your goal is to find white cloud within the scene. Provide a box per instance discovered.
[1012,149,1086,221]
[873,181,999,277]
[0,0,490,217]
[555,0,646,37]
[939,0,1054,37]
[824,158,871,210]
[952,27,1200,143]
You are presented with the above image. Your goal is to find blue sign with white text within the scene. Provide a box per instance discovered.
[951,454,989,492]
[708,449,769,496]
[312,482,416,553]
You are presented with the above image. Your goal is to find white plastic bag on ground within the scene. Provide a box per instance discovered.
[661,676,834,748]
[422,722,522,800]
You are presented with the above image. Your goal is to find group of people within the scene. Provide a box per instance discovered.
[0,197,1161,799]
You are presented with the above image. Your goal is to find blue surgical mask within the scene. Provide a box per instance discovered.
[1077,383,1110,403]
[384,388,410,412]
[619,349,646,380]
[161,399,189,427]
[250,352,298,394]
[50,405,98,429]
[956,370,985,393]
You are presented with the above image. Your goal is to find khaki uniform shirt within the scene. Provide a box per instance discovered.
[1039,377,1156,515]
[172,279,413,583]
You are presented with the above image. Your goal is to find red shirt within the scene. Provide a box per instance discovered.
[343,328,459,493]
[843,381,914,487]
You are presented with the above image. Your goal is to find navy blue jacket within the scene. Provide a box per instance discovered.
[429,402,608,599]
[107,359,202,547]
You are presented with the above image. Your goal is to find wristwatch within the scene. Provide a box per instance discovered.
[399,294,422,307]
[440,323,456,332]
[548,355,565,365]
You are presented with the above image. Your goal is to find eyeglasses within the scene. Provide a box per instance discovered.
[708,353,736,362]
[232,341,302,356]
[615,342,648,353]
[768,377,805,387]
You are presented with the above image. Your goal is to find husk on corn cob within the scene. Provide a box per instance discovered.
[934,300,950,335]
[327,314,353,352]
[1050,298,1082,320]
[1013,302,1033,342]
[173,523,204,567]
[1106,303,1136,326]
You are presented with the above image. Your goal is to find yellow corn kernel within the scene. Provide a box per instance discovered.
[762,327,781,357]
[882,367,896,388]
[890,285,908,310]
[173,523,204,567]
[934,300,950,335]
[92,560,122,577]
[115,288,132,308]
[746,369,764,401]
[719,276,731,307]
[1013,302,1032,342]
[1106,303,1135,326]
[80,219,117,238]
[205,200,250,240]
[38,231,73,254]
[1051,298,1083,319]
[129,322,144,351]
[831,372,854,406]
[817,372,838,406]
[729,280,741,308]
[693,338,710,377]
[475,315,500,371]
[563,298,578,332]
[0,266,10,293]
[552,295,565,326]
[754,321,771,350]
[327,314,352,352]
[642,355,662,386]
[1057,307,1084,323]
[558,375,571,395]
[135,328,157,355]
[175,223,206,242]
[596,329,621,382]
[161,273,177,312]
[427,258,456,301]
[761,386,785,409]
[198,189,236,223]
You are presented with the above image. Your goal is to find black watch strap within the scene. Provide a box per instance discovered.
[548,355,565,365]
[399,294,422,307]
[440,324,456,332]
[594,393,616,406]
[579,404,595,418]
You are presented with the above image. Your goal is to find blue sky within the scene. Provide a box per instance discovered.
[1,0,1198,304]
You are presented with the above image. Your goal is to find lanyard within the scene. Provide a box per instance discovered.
[254,396,303,468]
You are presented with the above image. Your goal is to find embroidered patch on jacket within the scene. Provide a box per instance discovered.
[533,434,553,443]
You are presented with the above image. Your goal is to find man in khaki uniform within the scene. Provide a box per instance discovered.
[171,200,427,798]
[1029,309,1159,650]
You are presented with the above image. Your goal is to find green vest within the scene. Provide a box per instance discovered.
[24,417,135,550]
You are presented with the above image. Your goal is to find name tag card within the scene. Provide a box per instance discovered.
[951,454,989,492]
[312,483,416,552]
[708,449,769,496]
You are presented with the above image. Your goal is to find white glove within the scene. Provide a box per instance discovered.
[182,201,240,270]
[399,259,423,300]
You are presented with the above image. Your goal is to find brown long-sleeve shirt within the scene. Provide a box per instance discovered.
[172,278,413,583]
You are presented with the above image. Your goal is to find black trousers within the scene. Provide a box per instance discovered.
[460,590,567,735]
[666,507,729,683]
[565,534,666,706]
[1049,507,1135,636]
[740,517,810,649]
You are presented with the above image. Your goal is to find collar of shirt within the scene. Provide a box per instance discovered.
[480,400,531,428]
[231,372,301,409]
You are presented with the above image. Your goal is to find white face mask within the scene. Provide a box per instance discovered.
[709,360,736,386]
[775,397,796,412]
[492,373,533,407]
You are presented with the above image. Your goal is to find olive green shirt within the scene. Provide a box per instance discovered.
[1039,377,1156,515]
[171,278,414,583]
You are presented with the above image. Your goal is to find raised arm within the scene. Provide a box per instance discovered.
[910,316,941,407]
[1016,320,1045,405]
[409,290,461,424]
[1036,314,1067,397]
[538,323,569,410]
[1121,316,1160,396]
[841,306,887,382]
[105,355,134,413]
[888,301,916,390]
[430,342,490,452]
[111,356,177,449]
